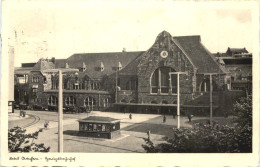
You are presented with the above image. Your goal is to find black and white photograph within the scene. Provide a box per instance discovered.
[1,0,259,166]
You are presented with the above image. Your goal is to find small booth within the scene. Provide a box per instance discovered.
[78,116,121,139]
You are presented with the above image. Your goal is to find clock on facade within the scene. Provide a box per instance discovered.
[160,51,168,58]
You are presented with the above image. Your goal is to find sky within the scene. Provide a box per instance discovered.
[2,0,256,67]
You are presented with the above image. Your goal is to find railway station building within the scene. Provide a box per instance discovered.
[14,31,251,116]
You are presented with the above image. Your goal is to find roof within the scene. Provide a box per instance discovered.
[78,116,119,123]
[63,51,144,78]
[120,31,227,75]
[21,63,36,68]
[54,59,66,68]
[32,59,55,71]
[173,35,227,74]
[14,67,32,75]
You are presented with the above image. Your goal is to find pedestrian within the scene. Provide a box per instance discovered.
[44,121,49,129]
[129,113,132,119]
[163,115,166,123]
[173,113,176,119]
[147,130,151,141]
[19,110,23,118]
[188,114,192,122]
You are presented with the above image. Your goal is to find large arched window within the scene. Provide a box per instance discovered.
[85,97,96,109]
[65,96,76,106]
[151,67,177,94]
[48,96,58,106]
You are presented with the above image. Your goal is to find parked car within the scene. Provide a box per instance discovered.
[20,104,29,110]
[78,106,91,113]
[48,105,58,111]
[33,104,45,111]
[63,106,78,114]
[14,103,20,109]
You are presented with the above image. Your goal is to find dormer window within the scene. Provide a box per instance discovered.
[83,62,87,72]
[100,62,104,71]
[118,62,122,71]
[65,63,69,68]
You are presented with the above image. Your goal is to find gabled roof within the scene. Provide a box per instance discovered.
[173,35,227,74]
[64,51,144,78]
[120,31,227,75]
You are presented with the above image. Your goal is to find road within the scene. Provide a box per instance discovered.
[9,109,196,153]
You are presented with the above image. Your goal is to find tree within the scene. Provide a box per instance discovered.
[142,95,252,153]
[8,126,50,152]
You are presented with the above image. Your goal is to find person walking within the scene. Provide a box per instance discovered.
[147,130,151,141]
[129,113,132,119]
[188,114,192,122]
[163,115,166,123]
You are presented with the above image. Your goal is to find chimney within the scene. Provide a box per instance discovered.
[51,57,55,63]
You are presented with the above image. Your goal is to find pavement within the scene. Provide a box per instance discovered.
[8,109,232,153]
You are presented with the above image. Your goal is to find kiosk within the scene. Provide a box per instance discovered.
[78,116,121,139]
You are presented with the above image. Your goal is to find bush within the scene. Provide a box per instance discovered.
[142,96,252,153]
[8,127,50,152]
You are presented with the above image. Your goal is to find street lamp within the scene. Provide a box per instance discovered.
[169,71,188,129]
[203,73,220,125]
[46,68,79,153]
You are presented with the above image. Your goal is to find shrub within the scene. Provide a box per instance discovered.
[142,96,252,153]
[8,126,50,152]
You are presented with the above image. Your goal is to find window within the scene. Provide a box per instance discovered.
[88,124,93,131]
[32,88,38,93]
[65,96,76,106]
[84,124,88,131]
[48,96,58,106]
[97,124,102,132]
[93,124,97,131]
[151,67,177,94]
[103,98,111,107]
[84,97,96,109]
[32,77,39,83]
[102,125,106,131]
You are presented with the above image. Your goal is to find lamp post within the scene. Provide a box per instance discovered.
[58,70,63,152]
[203,73,220,125]
[45,68,79,153]
[169,71,188,129]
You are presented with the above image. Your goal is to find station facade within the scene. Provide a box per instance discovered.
[14,31,251,115]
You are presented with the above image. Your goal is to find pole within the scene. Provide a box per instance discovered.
[210,74,213,125]
[177,73,180,129]
[58,70,63,152]
[115,69,118,103]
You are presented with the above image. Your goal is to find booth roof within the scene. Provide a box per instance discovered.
[78,116,119,123]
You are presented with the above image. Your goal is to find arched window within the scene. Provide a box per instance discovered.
[85,97,96,109]
[48,96,58,106]
[151,67,177,94]
[65,96,76,106]
[103,98,111,108]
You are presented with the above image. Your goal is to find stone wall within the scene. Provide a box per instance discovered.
[137,35,195,105]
